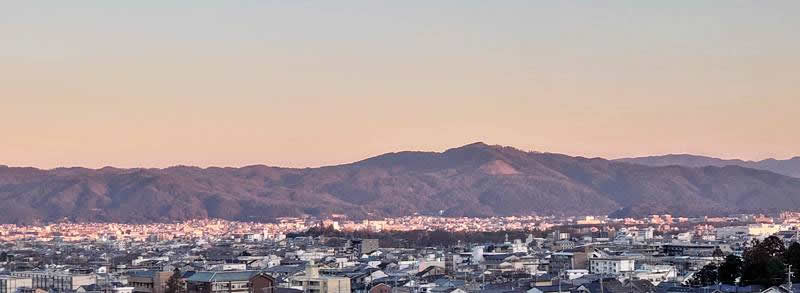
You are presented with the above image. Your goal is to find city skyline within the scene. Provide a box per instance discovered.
[2,1,799,168]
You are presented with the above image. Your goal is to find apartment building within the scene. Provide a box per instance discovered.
[127,270,173,293]
[289,264,350,293]
[589,258,635,275]
[185,271,274,293]
[1,275,33,293]
[11,271,95,291]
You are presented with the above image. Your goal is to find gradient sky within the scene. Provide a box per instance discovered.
[2,1,799,169]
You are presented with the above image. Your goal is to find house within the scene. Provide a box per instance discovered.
[573,278,656,293]
[484,255,526,273]
[415,267,446,279]
[760,285,792,293]
[550,246,603,275]
[249,273,277,293]
[528,280,574,293]
[369,283,392,293]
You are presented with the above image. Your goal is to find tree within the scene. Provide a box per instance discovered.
[165,268,182,293]
[784,242,800,278]
[741,236,787,287]
[759,236,787,257]
[713,248,725,258]
[689,262,719,287]
[0,252,7,262]
[718,254,743,285]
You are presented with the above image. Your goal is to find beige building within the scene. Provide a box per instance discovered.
[1,275,33,293]
[289,264,350,293]
[11,271,95,292]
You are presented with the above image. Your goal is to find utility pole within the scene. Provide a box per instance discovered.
[599,275,604,293]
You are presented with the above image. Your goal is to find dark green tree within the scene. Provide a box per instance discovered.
[0,252,7,262]
[165,268,182,293]
[713,248,725,258]
[760,236,787,257]
[784,242,800,278]
[718,254,743,285]
[741,236,787,287]
[689,262,719,287]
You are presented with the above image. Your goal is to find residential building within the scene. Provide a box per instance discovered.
[185,271,268,293]
[589,258,635,275]
[1,275,33,293]
[11,271,96,292]
[127,270,173,293]
[289,263,350,293]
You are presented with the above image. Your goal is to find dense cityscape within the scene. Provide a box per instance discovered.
[5,1,800,293]
[3,213,800,293]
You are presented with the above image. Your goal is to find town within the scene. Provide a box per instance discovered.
[3,213,800,293]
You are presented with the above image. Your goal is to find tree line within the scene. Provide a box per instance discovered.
[292,225,545,248]
[690,236,800,288]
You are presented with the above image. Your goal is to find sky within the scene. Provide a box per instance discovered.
[2,1,799,169]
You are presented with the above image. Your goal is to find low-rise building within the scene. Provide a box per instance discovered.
[185,271,272,293]
[11,271,96,292]
[127,270,173,293]
[1,275,33,293]
[289,264,350,293]
[588,258,635,275]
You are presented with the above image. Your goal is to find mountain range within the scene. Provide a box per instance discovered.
[616,154,800,178]
[2,142,800,224]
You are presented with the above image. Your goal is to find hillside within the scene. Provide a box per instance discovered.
[2,143,800,224]
[616,154,800,178]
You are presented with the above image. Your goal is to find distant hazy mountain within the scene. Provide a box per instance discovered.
[3,143,800,224]
[616,154,800,178]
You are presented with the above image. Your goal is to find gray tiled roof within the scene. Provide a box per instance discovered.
[186,271,261,283]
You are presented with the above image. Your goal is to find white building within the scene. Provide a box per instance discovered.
[589,258,635,275]
[564,269,589,280]
[633,264,677,285]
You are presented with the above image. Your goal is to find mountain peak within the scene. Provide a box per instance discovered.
[461,141,490,148]
[445,142,504,155]
[2,143,800,223]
